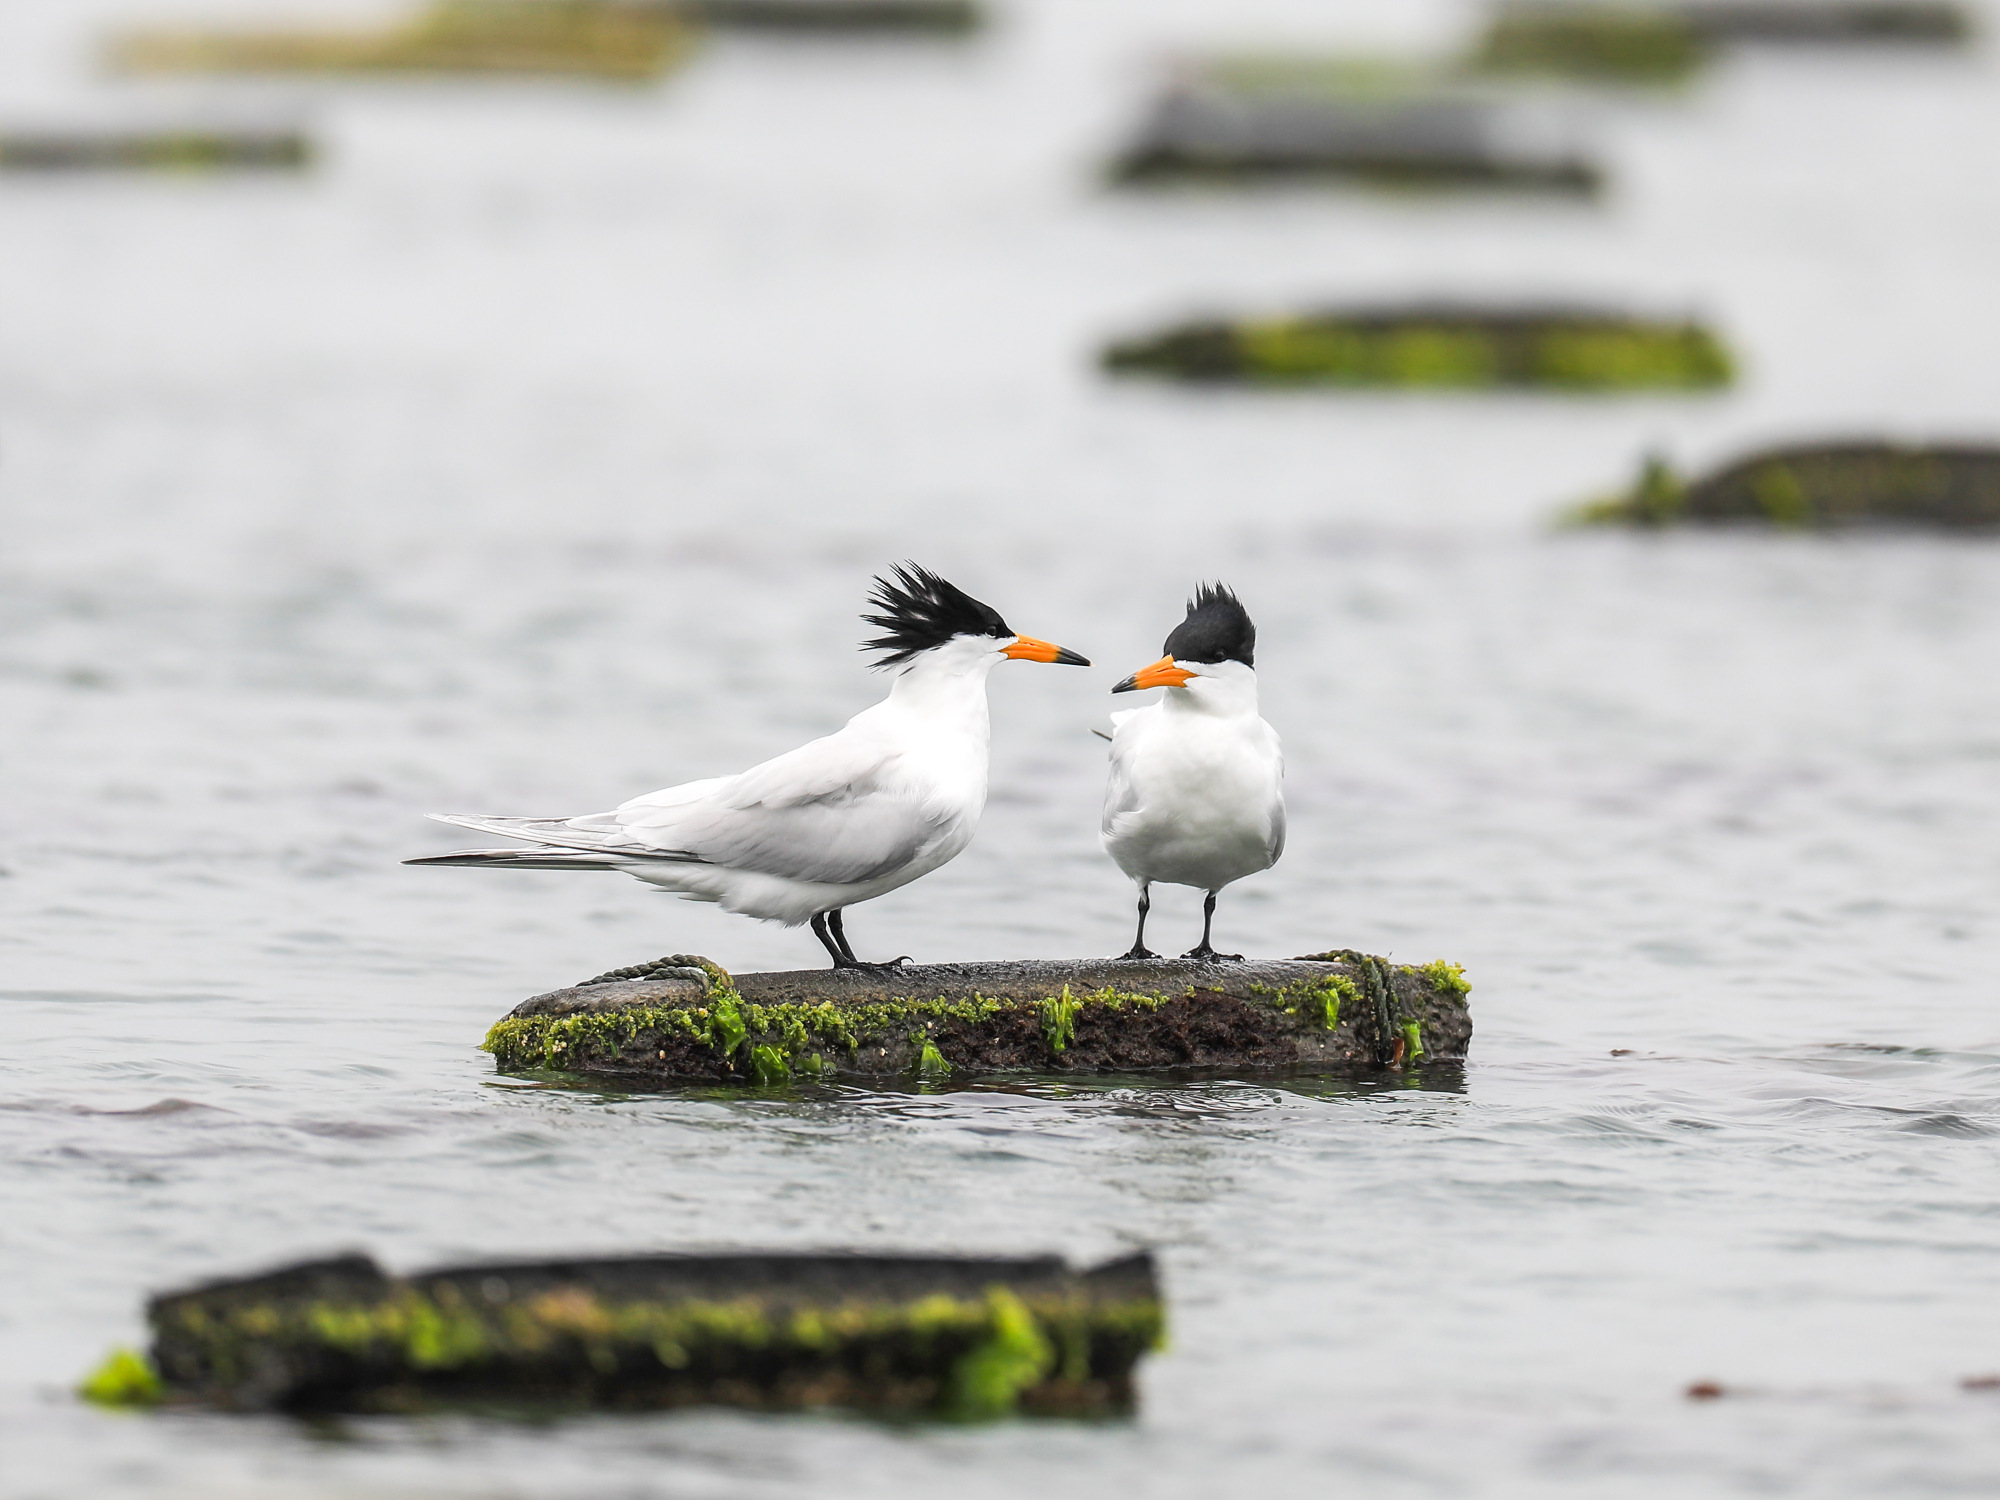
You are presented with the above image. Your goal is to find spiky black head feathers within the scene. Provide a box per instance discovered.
[861,564,1013,667]
[1163,582,1255,668]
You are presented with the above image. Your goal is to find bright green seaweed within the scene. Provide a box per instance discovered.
[78,1347,163,1408]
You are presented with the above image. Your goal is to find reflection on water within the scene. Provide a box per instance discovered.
[7,0,2000,1495]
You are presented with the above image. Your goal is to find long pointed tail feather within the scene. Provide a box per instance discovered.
[420,812,705,863]
[404,847,630,870]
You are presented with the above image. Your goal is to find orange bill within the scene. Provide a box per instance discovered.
[1112,656,1195,693]
[1004,635,1090,666]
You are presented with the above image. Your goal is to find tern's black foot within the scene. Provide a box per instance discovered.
[1180,945,1243,962]
[1116,946,1160,960]
[830,955,912,973]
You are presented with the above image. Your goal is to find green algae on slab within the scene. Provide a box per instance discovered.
[127,1250,1162,1417]
[1571,443,2000,529]
[0,131,310,171]
[107,1,693,81]
[1102,307,1732,392]
[483,952,1471,1084]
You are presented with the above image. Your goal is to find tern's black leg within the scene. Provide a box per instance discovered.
[827,909,910,973]
[1181,890,1243,962]
[1117,882,1158,960]
[826,908,860,964]
[810,912,850,969]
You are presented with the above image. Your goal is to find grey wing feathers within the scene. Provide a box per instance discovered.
[645,795,939,885]
[608,737,948,885]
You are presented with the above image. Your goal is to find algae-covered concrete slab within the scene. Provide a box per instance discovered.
[1573,444,2000,528]
[1102,306,1733,393]
[107,1,693,82]
[484,951,1471,1084]
[88,1249,1162,1416]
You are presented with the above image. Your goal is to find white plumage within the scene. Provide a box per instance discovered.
[408,568,1087,969]
[1101,585,1283,961]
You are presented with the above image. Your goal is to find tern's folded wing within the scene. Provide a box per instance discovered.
[1101,734,1144,840]
[609,733,947,886]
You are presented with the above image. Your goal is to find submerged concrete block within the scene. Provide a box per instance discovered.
[98,1249,1162,1416]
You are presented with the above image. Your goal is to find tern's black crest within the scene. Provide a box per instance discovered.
[862,564,1013,667]
[1163,582,1255,668]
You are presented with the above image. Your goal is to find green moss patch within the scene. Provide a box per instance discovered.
[1103,308,1732,392]
[132,1251,1162,1417]
[78,1348,163,1408]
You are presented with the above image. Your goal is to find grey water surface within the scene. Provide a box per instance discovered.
[7,0,2000,1494]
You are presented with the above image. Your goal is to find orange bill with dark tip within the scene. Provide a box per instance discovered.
[1111,655,1195,693]
[1004,636,1090,666]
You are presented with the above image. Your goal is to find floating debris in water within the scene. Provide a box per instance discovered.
[482,953,1470,1083]
[84,1249,1164,1418]
[0,130,310,172]
[106,0,694,82]
[1102,306,1733,392]
[1571,443,2000,528]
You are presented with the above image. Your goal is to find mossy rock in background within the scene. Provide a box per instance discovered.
[686,0,982,32]
[1677,1,1969,42]
[0,131,311,172]
[1471,1,1969,82]
[95,1249,1161,1417]
[1472,6,1710,82]
[1572,443,2000,528]
[484,952,1471,1085]
[1102,306,1732,392]
[107,0,694,81]
[1108,82,1601,195]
